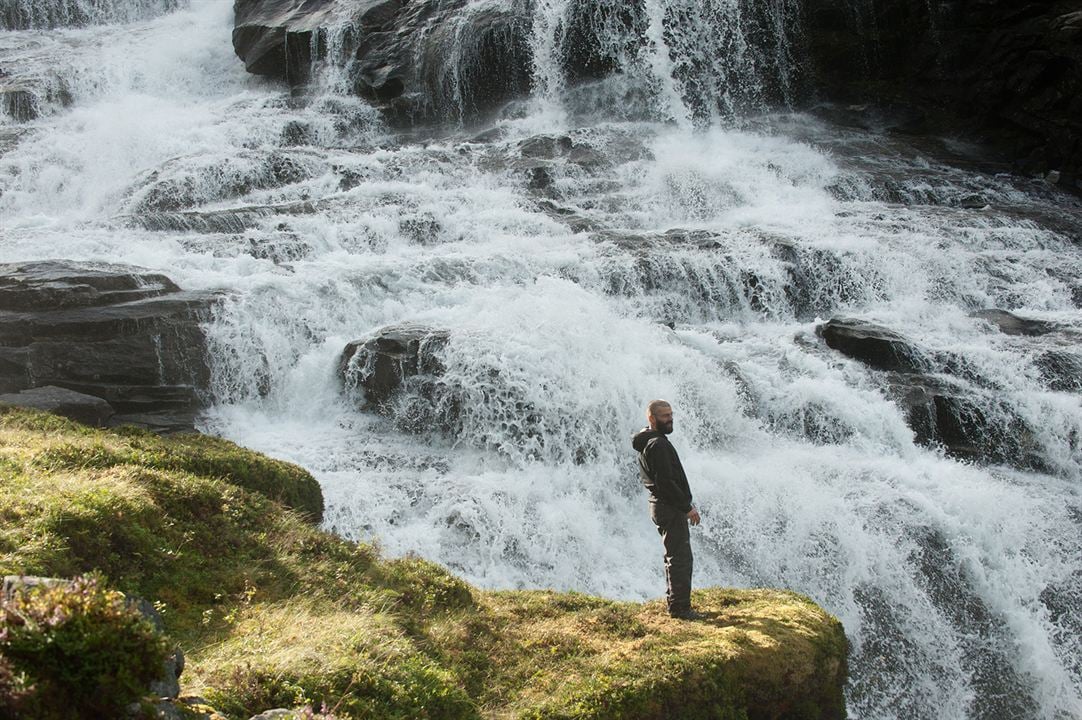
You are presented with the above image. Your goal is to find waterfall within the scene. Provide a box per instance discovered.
[1,1,1080,718]
[0,0,185,30]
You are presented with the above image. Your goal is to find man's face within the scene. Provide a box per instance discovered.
[650,406,674,434]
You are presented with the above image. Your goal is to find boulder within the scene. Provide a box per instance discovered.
[0,261,217,433]
[971,309,1060,336]
[887,375,1046,471]
[816,318,924,373]
[233,0,532,123]
[816,317,1048,471]
[232,0,340,84]
[1034,350,1082,392]
[0,385,114,426]
[338,324,448,412]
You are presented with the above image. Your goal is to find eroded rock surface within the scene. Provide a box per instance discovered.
[233,0,532,122]
[0,261,217,433]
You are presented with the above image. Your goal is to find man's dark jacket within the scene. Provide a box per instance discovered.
[632,428,693,512]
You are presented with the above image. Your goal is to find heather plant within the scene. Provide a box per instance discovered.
[0,574,169,719]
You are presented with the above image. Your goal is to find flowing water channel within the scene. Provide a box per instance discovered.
[1,1,1080,717]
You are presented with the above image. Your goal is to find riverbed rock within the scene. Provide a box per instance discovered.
[816,317,924,373]
[887,375,1046,471]
[0,261,217,433]
[971,309,1060,336]
[816,317,1048,470]
[0,384,114,426]
[1034,350,1082,392]
[338,324,449,412]
[233,0,532,123]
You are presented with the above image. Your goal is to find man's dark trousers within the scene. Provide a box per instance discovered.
[650,501,693,614]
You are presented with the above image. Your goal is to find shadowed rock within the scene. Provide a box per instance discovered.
[887,375,1046,471]
[0,385,114,426]
[806,1,1082,185]
[0,261,217,433]
[971,309,1060,337]
[233,0,532,123]
[338,324,449,412]
[1034,350,1082,392]
[817,317,924,373]
[817,316,1048,471]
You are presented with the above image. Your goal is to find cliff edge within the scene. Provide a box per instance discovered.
[0,407,847,719]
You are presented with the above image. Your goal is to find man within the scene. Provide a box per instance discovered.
[632,399,702,620]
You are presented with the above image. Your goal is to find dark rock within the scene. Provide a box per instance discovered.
[816,318,924,373]
[887,374,1046,471]
[232,0,339,84]
[519,135,575,160]
[958,194,990,210]
[233,0,533,124]
[0,261,217,433]
[1,0,182,30]
[0,385,114,426]
[338,324,449,412]
[280,120,314,146]
[1034,350,1082,392]
[805,0,1082,184]
[1,86,37,122]
[971,309,1059,336]
[125,597,183,699]
[127,200,318,234]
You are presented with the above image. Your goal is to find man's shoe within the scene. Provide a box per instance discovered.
[670,609,705,620]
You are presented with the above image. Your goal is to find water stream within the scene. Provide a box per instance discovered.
[0,1,1080,717]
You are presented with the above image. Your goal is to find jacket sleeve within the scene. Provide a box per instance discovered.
[644,440,693,513]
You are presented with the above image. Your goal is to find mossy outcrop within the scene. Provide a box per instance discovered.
[0,406,847,719]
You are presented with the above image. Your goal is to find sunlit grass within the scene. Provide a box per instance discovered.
[0,406,846,719]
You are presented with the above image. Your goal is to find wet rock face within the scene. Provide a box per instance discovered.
[338,324,449,414]
[0,261,217,433]
[971,309,1059,337]
[1,0,183,30]
[0,385,114,426]
[816,318,924,373]
[816,316,1050,471]
[806,0,1082,184]
[233,0,532,123]
[232,0,340,84]
[888,376,1047,472]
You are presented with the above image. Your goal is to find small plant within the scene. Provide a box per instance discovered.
[0,574,169,719]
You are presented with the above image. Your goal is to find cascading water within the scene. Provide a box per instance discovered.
[1,1,1080,718]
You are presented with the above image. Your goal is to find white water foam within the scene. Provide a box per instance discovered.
[1,1,1080,718]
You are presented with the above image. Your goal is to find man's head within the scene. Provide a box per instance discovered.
[647,399,673,435]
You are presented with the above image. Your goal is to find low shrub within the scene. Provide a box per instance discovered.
[0,574,169,719]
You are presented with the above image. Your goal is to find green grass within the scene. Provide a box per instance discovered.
[0,406,847,719]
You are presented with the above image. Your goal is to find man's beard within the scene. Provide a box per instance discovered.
[660,421,674,435]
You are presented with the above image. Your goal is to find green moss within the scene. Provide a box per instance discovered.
[4,406,323,521]
[0,406,848,720]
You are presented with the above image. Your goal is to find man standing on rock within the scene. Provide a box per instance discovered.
[632,400,702,620]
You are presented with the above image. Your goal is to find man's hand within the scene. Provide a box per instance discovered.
[687,507,701,526]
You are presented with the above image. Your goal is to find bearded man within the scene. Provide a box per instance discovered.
[632,399,702,620]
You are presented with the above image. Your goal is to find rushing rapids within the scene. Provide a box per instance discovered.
[1,1,1080,718]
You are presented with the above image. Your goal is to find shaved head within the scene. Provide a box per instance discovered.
[647,399,671,417]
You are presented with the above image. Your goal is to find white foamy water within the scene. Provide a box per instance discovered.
[1,1,1080,718]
